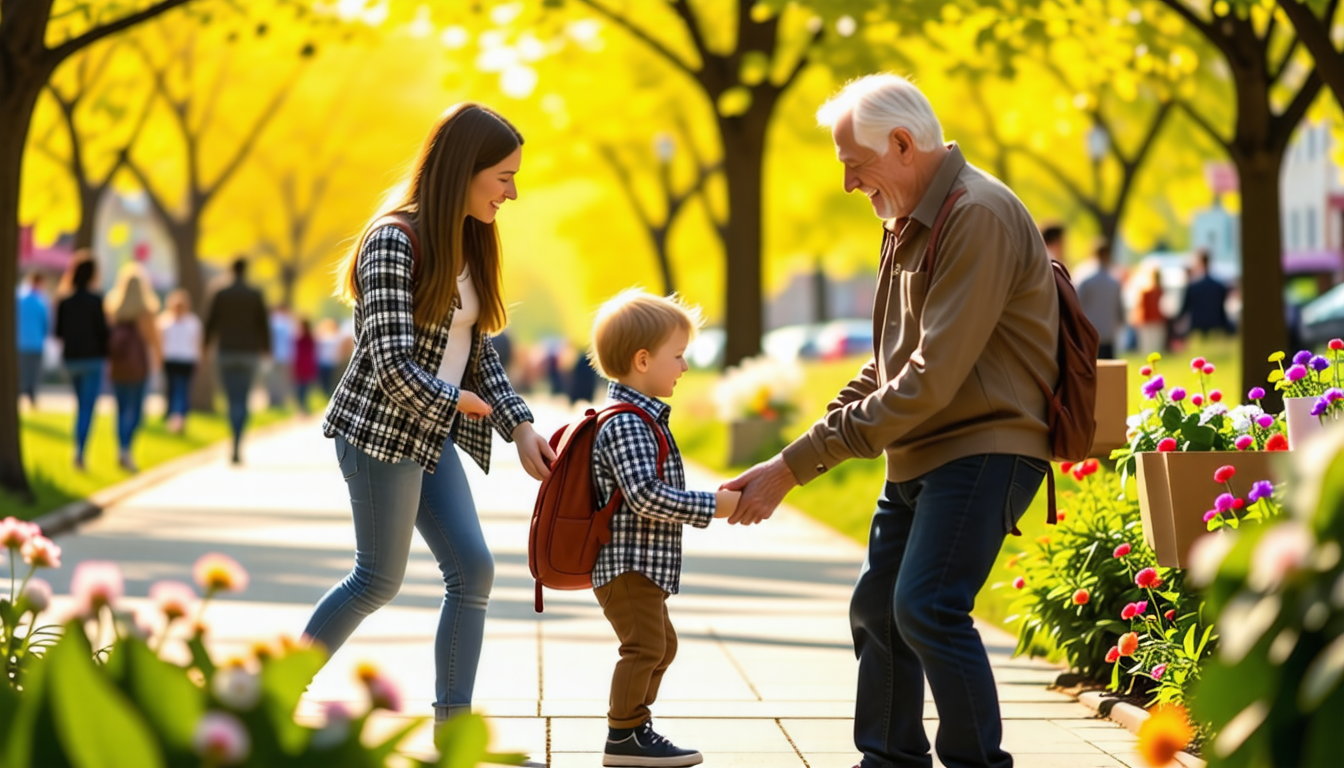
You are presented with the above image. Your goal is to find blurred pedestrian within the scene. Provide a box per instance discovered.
[315,317,342,396]
[157,288,201,434]
[293,317,318,415]
[105,264,162,472]
[567,352,600,405]
[1175,249,1234,338]
[204,257,271,464]
[1131,263,1166,355]
[1041,223,1065,263]
[16,270,50,409]
[1076,240,1125,359]
[268,304,295,409]
[55,254,109,470]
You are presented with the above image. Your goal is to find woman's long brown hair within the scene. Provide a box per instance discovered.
[336,103,521,332]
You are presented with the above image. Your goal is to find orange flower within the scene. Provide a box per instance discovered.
[355,661,380,684]
[1072,588,1090,605]
[1118,632,1140,657]
[1137,704,1193,766]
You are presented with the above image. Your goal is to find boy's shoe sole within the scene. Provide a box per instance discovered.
[601,754,703,767]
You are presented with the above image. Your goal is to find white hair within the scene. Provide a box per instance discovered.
[817,74,944,154]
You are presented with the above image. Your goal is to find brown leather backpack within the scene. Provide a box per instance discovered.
[528,403,666,612]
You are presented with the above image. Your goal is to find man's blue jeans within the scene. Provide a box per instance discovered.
[304,434,493,711]
[218,353,259,453]
[851,453,1047,768]
[64,358,104,459]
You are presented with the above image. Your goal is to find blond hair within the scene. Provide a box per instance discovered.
[106,263,160,323]
[589,289,704,379]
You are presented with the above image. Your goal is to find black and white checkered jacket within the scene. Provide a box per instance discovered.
[591,382,716,594]
[321,225,533,474]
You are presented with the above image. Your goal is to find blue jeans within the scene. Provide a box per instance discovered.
[112,381,146,451]
[164,361,196,418]
[218,353,259,451]
[18,351,42,403]
[852,454,1047,768]
[304,434,494,710]
[64,358,104,458]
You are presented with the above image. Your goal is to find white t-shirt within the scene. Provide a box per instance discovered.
[158,313,202,364]
[436,267,479,387]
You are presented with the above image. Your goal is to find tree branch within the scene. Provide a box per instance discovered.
[1270,38,1301,84]
[48,0,195,65]
[1275,66,1323,144]
[1174,98,1233,154]
[569,0,699,79]
[201,66,301,202]
[597,144,656,231]
[778,26,822,92]
[1015,143,1105,220]
[122,152,180,226]
[1154,0,1214,41]
[668,0,708,61]
[1275,0,1344,101]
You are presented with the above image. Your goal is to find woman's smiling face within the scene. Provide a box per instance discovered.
[466,146,522,224]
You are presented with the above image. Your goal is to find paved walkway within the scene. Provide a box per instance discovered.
[40,404,1143,767]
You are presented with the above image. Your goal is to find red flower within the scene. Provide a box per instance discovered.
[1233,497,1245,510]
[1072,465,1086,481]
[1266,434,1289,452]
[1136,567,1162,588]
[1105,646,1121,664]
[1056,511,1066,521]
[1203,364,1216,375]
[1213,465,1236,484]
[1082,458,1100,476]
[1164,609,1175,621]
[1113,543,1131,558]
[1059,461,1075,475]
[1191,357,1206,370]
[1118,632,1140,656]
[1140,365,1153,376]
[1331,339,1344,351]
[1210,390,1223,403]
[1157,438,1178,452]
[1012,576,1025,590]
[1121,603,1140,620]
[1073,589,1090,605]
[1191,394,1204,407]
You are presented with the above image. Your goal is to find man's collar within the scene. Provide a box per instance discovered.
[607,381,670,422]
[907,142,967,229]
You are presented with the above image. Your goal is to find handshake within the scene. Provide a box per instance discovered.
[709,454,800,526]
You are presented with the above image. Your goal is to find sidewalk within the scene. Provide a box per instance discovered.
[40,405,1144,767]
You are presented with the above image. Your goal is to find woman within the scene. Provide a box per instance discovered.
[157,288,202,434]
[105,264,162,472]
[1131,264,1166,355]
[307,103,555,726]
[315,317,342,396]
[54,254,109,470]
[293,317,317,415]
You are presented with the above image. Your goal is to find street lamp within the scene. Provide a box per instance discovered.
[1086,123,1109,197]
[654,133,675,164]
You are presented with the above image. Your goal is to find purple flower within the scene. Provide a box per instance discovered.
[1256,414,1275,429]
[1203,509,1219,523]
[1170,386,1187,402]
[1311,355,1330,372]
[1215,493,1235,512]
[1287,364,1309,382]
[1248,480,1275,503]
[1313,398,1328,417]
[1327,388,1344,403]
[1142,375,1165,399]
[1294,350,1313,365]
[1249,387,1266,400]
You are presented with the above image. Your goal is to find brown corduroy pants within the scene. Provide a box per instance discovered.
[593,571,678,728]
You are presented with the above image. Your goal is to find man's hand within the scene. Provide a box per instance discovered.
[512,421,556,481]
[720,454,798,525]
[457,390,493,420]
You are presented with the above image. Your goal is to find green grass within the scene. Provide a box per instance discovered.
[673,336,1245,634]
[1,402,297,522]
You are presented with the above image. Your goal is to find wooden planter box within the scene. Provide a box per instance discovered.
[728,418,782,466]
[1137,450,1284,567]
[1091,360,1129,459]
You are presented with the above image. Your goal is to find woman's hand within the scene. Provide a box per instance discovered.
[512,421,556,481]
[457,390,493,419]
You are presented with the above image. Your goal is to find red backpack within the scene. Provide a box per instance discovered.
[528,404,667,612]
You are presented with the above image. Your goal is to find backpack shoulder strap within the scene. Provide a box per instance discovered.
[597,402,669,478]
[920,187,968,275]
[370,213,421,279]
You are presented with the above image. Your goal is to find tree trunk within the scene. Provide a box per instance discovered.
[0,86,45,498]
[74,182,100,250]
[1234,151,1288,412]
[1099,210,1120,254]
[718,110,769,367]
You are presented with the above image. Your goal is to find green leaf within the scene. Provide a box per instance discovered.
[260,648,327,754]
[1185,424,1217,451]
[1300,634,1344,711]
[48,626,165,768]
[1161,405,1183,431]
[369,716,427,763]
[187,632,215,679]
[124,638,204,751]
[436,713,492,768]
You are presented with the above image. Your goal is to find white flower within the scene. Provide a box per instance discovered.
[1126,408,1155,429]
[713,356,801,421]
[1199,403,1229,424]
[212,665,262,711]
[193,711,250,766]
[1249,521,1315,593]
[1229,404,1264,433]
[20,578,51,614]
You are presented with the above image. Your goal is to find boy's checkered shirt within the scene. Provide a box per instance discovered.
[591,382,716,594]
[321,225,532,474]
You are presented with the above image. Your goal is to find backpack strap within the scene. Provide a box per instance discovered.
[370,213,421,280]
[919,187,968,275]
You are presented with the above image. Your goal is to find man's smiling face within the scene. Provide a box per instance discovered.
[833,111,913,221]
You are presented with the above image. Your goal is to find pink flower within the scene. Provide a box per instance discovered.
[20,535,61,568]
[1213,465,1236,484]
[1157,438,1178,452]
[1210,390,1223,403]
[21,578,52,614]
[1105,646,1121,663]
[1190,357,1206,370]
[1121,603,1140,620]
[212,663,262,711]
[1113,543,1132,558]
[1235,435,1254,451]
[1073,588,1090,605]
[193,711,251,765]
[150,580,197,622]
[1233,497,1245,510]
[1135,600,1148,614]
[1165,609,1176,621]
[71,561,124,617]
[1136,567,1162,589]
[1215,493,1235,512]
[1152,663,1168,680]
[1191,394,1204,407]
[367,675,403,712]
[1118,632,1140,657]
[1012,576,1025,589]
[1203,509,1219,523]
[1203,364,1216,375]
[0,517,40,550]
[1331,339,1344,351]
[194,554,249,594]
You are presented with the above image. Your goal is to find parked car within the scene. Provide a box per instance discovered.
[815,318,874,361]
[762,323,823,361]
[1299,282,1344,348]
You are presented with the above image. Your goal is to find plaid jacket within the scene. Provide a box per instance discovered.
[321,225,533,474]
[591,383,716,594]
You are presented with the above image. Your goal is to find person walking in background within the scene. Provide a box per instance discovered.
[55,254,109,470]
[268,304,295,409]
[157,288,201,434]
[1041,223,1066,263]
[105,265,162,472]
[16,270,50,409]
[205,257,271,465]
[1076,240,1126,359]
[1131,262,1166,354]
[315,317,342,396]
[1176,249,1234,339]
[293,317,318,415]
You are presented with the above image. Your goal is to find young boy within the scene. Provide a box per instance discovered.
[587,289,741,767]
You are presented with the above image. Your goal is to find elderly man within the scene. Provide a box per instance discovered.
[724,75,1059,768]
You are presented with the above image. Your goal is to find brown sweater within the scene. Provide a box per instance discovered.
[782,144,1059,484]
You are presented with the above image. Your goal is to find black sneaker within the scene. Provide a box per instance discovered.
[602,721,703,767]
